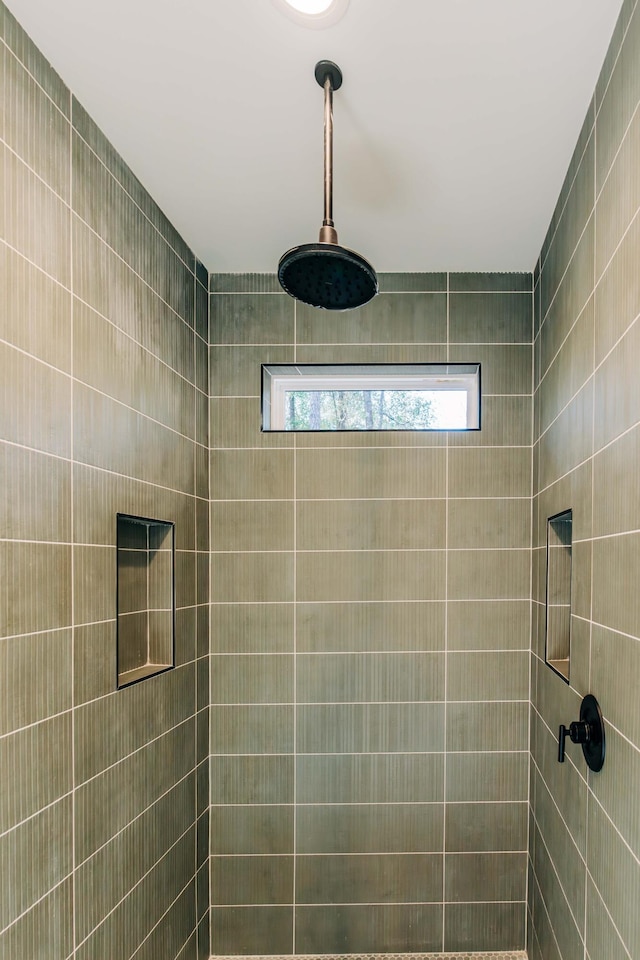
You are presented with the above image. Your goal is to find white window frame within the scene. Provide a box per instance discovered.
[261,363,481,432]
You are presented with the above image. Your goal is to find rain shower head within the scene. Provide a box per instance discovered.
[278,60,378,311]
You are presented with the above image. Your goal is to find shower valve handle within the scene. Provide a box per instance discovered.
[557,695,605,771]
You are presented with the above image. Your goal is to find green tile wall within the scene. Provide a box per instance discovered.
[530,2,640,959]
[209,272,532,954]
[0,3,209,957]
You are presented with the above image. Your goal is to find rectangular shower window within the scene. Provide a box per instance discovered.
[262,363,481,431]
[116,513,175,688]
[545,509,572,683]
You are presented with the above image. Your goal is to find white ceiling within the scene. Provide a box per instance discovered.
[6,0,623,273]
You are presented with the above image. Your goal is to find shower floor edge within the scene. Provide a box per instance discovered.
[210,952,528,960]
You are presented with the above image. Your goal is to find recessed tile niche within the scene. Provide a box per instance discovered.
[116,513,175,688]
[545,508,572,683]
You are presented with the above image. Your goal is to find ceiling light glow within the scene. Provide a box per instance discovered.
[285,0,334,12]
[272,0,349,29]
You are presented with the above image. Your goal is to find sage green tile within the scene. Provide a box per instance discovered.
[450,273,532,293]
[210,449,294,500]
[0,446,70,543]
[539,295,594,435]
[449,395,532,447]
[446,752,528,802]
[74,545,115,626]
[449,344,532,395]
[210,552,294,603]
[210,756,293,805]
[0,630,72,736]
[3,143,70,285]
[210,397,293,448]
[0,245,71,371]
[0,795,72,931]
[445,851,527,901]
[594,315,640,452]
[210,274,281,294]
[449,448,531,498]
[0,542,71,638]
[585,876,632,960]
[297,550,446,602]
[445,802,527,852]
[450,292,532,344]
[296,853,443,904]
[596,3,640,190]
[209,704,293,754]
[592,533,640,639]
[595,201,640,364]
[296,601,445,652]
[596,105,640,278]
[594,425,640,540]
[0,877,73,960]
[538,382,593,491]
[4,47,70,199]
[295,903,444,953]
[297,292,447,345]
[0,341,71,456]
[591,624,640,748]
[530,710,587,859]
[297,447,446,499]
[296,651,445,703]
[444,901,525,952]
[587,798,640,958]
[2,6,70,116]
[447,600,530,651]
[0,713,72,833]
[296,803,444,854]
[294,342,448,367]
[210,906,292,954]
[448,550,530,600]
[533,769,586,925]
[447,650,529,702]
[297,702,444,754]
[210,604,294,654]
[448,498,530,548]
[211,654,294,703]
[211,856,293,905]
[210,344,294,396]
[210,500,293,551]
[296,753,444,803]
[210,805,294,855]
[447,701,528,752]
[378,272,447,292]
[210,293,293,344]
[297,498,445,551]
[131,882,198,960]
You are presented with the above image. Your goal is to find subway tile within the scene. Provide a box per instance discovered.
[209,704,294,754]
[0,445,70,542]
[445,851,526,902]
[210,856,293,905]
[297,550,446,602]
[448,498,530,549]
[297,498,445,551]
[210,293,294,344]
[447,651,529,701]
[444,901,525,952]
[596,104,640,279]
[210,805,294,855]
[585,875,632,960]
[0,244,72,372]
[379,272,447,292]
[447,600,530,651]
[296,803,444,854]
[445,802,527,852]
[446,752,528,802]
[0,341,71,457]
[296,753,444,804]
[449,292,532,343]
[295,903,444,953]
[132,882,198,960]
[210,344,294,397]
[594,315,640,452]
[297,447,446,499]
[210,449,294,500]
[210,755,294,805]
[211,552,294,603]
[0,877,73,960]
[210,397,293,448]
[449,447,531,498]
[538,381,593,491]
[297,702,444,754]
[0,630,72,736]
[594,200,640,364]
[296,853,443,904]
[210,604,294,654]
[446,700,528,753]
[448,549,530,601]
[587,798,640,958]
[296,601,446,652]
[0,542,71,638]
[210,500,294,551]
[296,651,445,703]
[297,292,447,345]
[210,905,292,954]
[539,295,594,436]
[592,533,640,639]
[591,624,640,749]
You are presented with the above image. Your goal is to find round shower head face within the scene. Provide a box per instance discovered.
[278,243,378,311]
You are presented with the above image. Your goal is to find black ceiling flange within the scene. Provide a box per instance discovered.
[315,60,343,90]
